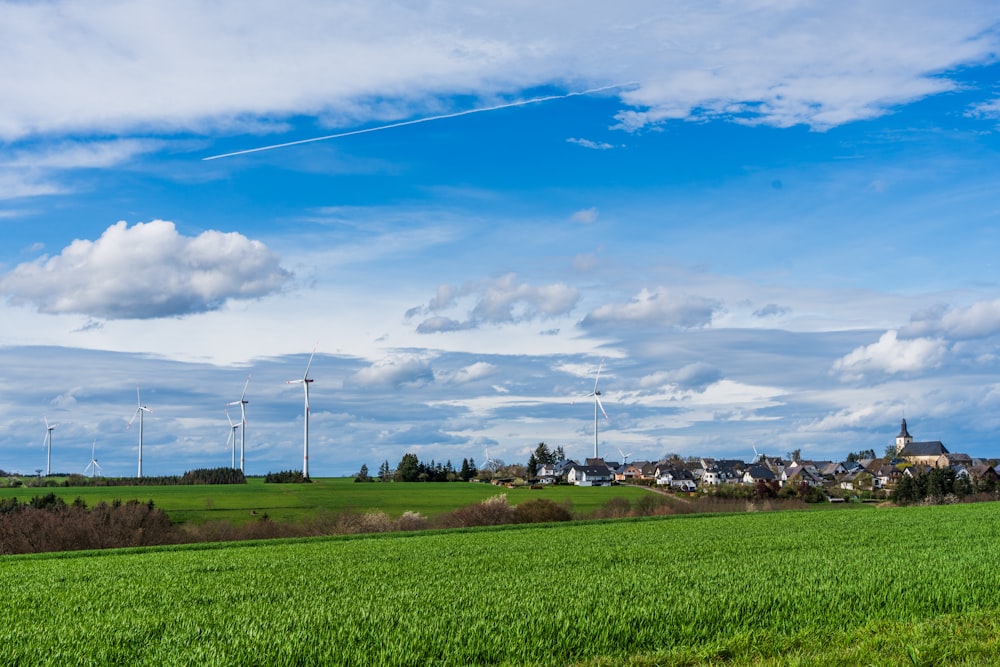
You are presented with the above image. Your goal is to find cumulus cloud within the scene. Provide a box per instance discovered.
[410,274,579,333]
[581,287,720,329]
[0,220,290,319]
[832,330,948,379]
[351,354,433,388]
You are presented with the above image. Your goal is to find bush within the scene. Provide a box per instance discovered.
[264,470,311,483]
[435,494,515,528]
[512,499,572,523]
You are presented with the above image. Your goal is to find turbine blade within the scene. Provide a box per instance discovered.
[240,373,251,401]
[303,344,318,379]
[593,358,605,393]
[596,395,609,421]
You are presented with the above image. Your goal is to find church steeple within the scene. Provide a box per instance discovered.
[895,418,912,453]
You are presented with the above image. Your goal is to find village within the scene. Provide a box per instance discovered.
[536,420,1000,499]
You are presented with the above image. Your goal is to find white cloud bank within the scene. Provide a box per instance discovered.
[832,330,948,380]
[0,220,290,319]
[0,1,995,142]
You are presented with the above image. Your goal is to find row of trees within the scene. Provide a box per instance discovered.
[357,442,571,484]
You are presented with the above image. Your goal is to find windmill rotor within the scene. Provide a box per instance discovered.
[85,439,102,478]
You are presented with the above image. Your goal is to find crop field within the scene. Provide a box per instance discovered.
[1,501,999,665]
[0,477,655,524]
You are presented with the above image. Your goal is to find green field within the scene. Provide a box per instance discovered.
[0,478,655,524]
[1,501,999,665]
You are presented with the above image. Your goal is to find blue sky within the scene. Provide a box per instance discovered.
[2,1,1000,477]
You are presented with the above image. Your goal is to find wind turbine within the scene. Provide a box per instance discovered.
[127,386,152,477]
[573,359,609,459]
[286,346,316,479]
[42,417,58,476]
[226,373,251,472]
[617,447,633,467]
[751,441,761,464]
[84,439,102,478]
[225,408,240,469]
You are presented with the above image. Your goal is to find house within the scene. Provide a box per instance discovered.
[894,418,949,466]
[937,452,973,469]
[654,465,697,491]
[566,464,612,486]
[781,463,825,488]
[742,465,776,485]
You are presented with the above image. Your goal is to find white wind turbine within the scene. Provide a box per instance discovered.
[286,346,316,478]
[127,386,152,477]
[617,447,633,467]
[84,439,102,478]
[42,417,58,476]
[573,359,609,459]
[225,408,240,469]
[226,373,251,472]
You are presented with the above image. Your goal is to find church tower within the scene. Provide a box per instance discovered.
[895,418,912,454]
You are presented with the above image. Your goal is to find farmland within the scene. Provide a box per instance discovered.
[2,501,999,665]
[0,477,656,524]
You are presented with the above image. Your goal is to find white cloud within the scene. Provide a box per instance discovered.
[0,2,995,142]
[832,330,948,379]
[581,287,720,329]
[567,138,614,150]
[966,98,1000,120]
[570,207,599,224]
[411,273,579,333]
[351,354,433,388]
[639,362,722,391]
[903,299,1000,340]
[0,220,290,319]
[447,361,497,384]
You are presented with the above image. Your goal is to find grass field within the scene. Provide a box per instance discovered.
[1,501,999,665]
[0,477,656,524]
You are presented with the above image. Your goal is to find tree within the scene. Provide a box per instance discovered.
[394,453,420,482]
[378,460,392,482]
[786,449,802,463]
[533,443,557,466]
[354,464,370,483]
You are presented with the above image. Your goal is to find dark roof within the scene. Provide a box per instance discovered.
[899,441,948,457]
[745,465,776,481]
[898,418,911,439]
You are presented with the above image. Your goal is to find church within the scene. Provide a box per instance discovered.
[894,418,949,466]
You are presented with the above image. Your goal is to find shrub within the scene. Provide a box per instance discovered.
[435,494,515,529]
[512,499,572,523]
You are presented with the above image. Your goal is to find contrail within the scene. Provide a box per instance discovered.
[203,82,636,161]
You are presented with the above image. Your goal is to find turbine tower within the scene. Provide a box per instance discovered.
[225,408,240,469]
[287,346,316,479]
[84,439,102,478]
[127,386,152,477]
[42,417,58,476]
[226,373,251,472]
[573,359,608,459]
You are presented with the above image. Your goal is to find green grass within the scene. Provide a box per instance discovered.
[1,502,999,665]
[0,478,655,524]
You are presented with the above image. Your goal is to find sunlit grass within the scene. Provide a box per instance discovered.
[1,502,998,665]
